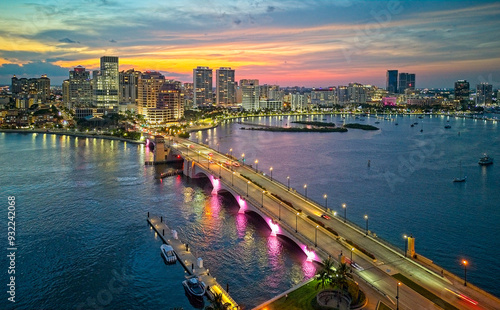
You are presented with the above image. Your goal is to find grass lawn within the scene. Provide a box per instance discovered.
[263,279,324,310]
[393,273,459,310]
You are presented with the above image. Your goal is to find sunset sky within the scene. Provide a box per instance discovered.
[1,0,499,88]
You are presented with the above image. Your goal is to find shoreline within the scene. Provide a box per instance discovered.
[0,129,145,144]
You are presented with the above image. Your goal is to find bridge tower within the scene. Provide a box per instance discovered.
[153,135,166,163]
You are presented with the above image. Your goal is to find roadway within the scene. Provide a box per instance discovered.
[171,138,500,310]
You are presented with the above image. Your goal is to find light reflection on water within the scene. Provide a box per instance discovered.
[0,132,315,309]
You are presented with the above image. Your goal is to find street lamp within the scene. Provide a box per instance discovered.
[247,181,250,197]
[315,225,319,247]
[229,148,233,157]
[198,151,200,162]
[342,203,347,223]
[261,190,265,207]
[217,143,219,152]
[462,260,468,286]
[364,215,369,235]
[255,159,258,172]
[242,153,245,164]
[324,194,328,211]
[232,171,235,185]
[269,167,273,181]
[295,212,299,232]
[287,176,290,190]
[304,184,307,198]
[403,235,408,257]
[397,282,401,310]
[218,163,221,177]
[278,203,281,221]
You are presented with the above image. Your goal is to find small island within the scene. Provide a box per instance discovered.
[343,123,379,130]
[240,126,348,132]
[291,121,336,127]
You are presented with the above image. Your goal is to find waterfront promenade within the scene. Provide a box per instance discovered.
[171,137,500,310]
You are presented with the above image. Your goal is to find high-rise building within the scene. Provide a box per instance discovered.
[398,73,415,93]
[216,67,235,105]
[454,80,470,104]
[311,88,336,107]
[386,70,398,94]
[93,56,119,108]
[119,69,141,104]
[11,74,51,106]
[476,83,493,105]
[348,83,367,104]
[137,71,165,119]
[240,79,259,111]
[150,82,184,123]
[62,66,92,108]
[290,93,307,111]
[193,66,213,106]
[336,86,349,105]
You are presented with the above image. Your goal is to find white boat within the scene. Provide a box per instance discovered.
[478,154,493,166]
[182,276,206,298]
[161,244,177,263]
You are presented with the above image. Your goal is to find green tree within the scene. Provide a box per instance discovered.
[315,257,336,290]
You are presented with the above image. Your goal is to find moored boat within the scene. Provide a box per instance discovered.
[182,276,206,298]
[478,154,493,166]
[161,244,177,263]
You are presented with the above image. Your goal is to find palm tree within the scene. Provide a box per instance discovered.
[205,292,230,310]
[332,262,353,308]
[315,257,336,290]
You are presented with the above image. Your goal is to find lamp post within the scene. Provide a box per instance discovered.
[342,203,347,223]
[198,151,200,162]
[278,203,281,221]
[232,171,235,186]
[364,215,369,235]
[217,143,219,152]
[397,282,401,310]
[242,153,245,164]
[229,148,233,157]
[462,260,468,286]
[218,163,221,177]
[295,212,299,232]
[247,181,250,197]
[269,167,273,181]
[315,225,319,247]
[403,234,408,257]
[304,184,307,198]
[255,159,258,172]
[261,190,265,207]
[324,194,328,211]
[287,176,290,190]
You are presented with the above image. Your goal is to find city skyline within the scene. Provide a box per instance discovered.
[1,1,500,88]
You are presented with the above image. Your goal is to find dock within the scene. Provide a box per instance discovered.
[147,215,239,309]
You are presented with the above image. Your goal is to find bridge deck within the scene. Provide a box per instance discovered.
[147,215,238,308]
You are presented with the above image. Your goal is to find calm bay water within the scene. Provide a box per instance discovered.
[192,113,500,298]
[0,113,499,310]
[0,133,315,309]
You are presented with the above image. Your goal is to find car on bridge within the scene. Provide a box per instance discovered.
[321,214,331,220]
[232,162,240,167]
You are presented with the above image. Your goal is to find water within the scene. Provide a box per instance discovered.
[0,133,315,309]
[192,114,500,298]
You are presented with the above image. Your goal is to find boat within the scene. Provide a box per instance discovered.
[411,124,414,127]
[444,125,451,129]
[375,121,380,124]
[478,154,494,166]
[161,244,177,263]
[182,276,206,298]
[453,161,466,183]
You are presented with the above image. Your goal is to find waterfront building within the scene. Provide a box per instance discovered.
[348,83,367,104]
[386,70,398,93]
[336,86,349,106]
[156,82,184,122]
[311,88,336,107]
[193,66,213,106]
[93,56,119,108]
[182,82,194,108]
[137,71,165,120]
[259,99,283,110]
[119,69,141,105]
[290,93,307,111]
[454,80,470,104]
[240,79,260,111]
[62,66,92,108]
[216,67,235,106]
[398,73,415,93]
[476,83,493,105]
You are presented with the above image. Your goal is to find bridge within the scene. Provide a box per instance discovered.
[149,135,500,310]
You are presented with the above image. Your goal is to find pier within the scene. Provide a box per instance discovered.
[147,214,238,309]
